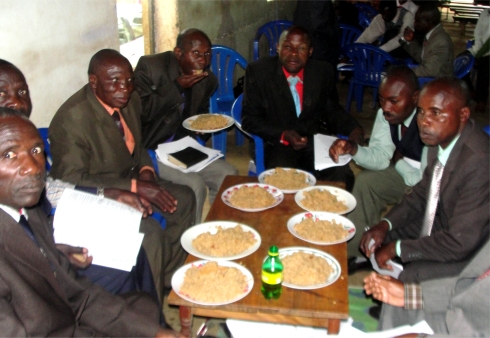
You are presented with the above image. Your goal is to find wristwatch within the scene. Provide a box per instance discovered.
[97,187,105,198]
[398,37,407,46]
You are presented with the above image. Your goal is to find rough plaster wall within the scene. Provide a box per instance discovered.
[0,0,119,127]
[154,0,296,61]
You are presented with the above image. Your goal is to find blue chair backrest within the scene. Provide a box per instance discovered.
[230,94,252,137]
[454,54,475,79]
[147,149,159,172]
[355,3,379,20]
[38,127,52,171]
[209,45,248,113]
[344,43,395,86]
[340,24,362,48]
[253,20,293,61]
[358,12,372,30]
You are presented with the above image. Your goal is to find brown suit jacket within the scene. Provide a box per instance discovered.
[49,84,153,189]
[0,207,159,336]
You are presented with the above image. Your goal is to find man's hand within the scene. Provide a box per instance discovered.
[360,220,390,257]
[136,180,177,213]
[364,272,405,307]
[176,71,208,89]
[56,244,93,269]
[404,26,415,42]
[104,188,153,218]
[155,327,186,338]
[283,130,308,150]
[375,242,397,270]
[329,139,358,163]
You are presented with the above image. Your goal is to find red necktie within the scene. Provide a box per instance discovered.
[401,124,408,139]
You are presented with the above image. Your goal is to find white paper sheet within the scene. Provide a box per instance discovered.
[156,136,223,173]
[314,134,352,170]
[369,239,404,278]
[53,189,144,271]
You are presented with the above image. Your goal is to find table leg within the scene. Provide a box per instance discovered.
[179,306,193,338]
[327,318,341,335]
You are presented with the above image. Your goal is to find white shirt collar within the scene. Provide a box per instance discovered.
[425,24,440,40]
[0,204,24,222]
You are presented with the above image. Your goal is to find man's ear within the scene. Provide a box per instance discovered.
[276,42,280,55]
[460,106,470,122]
[174,47,182,60]
[308,47,313,57]
[89,74,97,90]
[412,90,420,105]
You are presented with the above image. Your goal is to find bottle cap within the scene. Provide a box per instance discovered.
[268,245,279,256]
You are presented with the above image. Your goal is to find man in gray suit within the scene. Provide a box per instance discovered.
[49,49,196,299]
[364,240,490,334]
[399,3,454,78]
[0,108,182,337]
[134,28,237,223]
[360,78,489,283]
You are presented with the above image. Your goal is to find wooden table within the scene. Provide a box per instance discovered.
[168,176,349,337]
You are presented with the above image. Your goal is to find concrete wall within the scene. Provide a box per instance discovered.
[0,0,119,127]
[0,0,296,127]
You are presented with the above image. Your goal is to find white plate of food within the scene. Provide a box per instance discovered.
[180,221,261,260]
[294,185,356,214]
[287,212,356,245]
[278,247,341,290]
[183,114,234,133]
[258,168,316,194]
[221,183,284,212]
[171,260,254,306]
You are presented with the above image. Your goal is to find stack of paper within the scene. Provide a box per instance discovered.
[156,136,223,173]
[314,134,352,170]
[53,189,144,271]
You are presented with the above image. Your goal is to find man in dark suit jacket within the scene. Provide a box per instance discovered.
[360,78,489,283]
[134,28,237,223]
[364,240,490,334]
[400,3,454,78]
[49,49,196,300]
[0,108,180,337]
[242,26,363,191]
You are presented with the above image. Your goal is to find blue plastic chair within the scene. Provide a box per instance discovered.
[344,43,395,113]
[38,128,52,171]
[230,94,265,176]
[355,3,379,20]
[338,24,363,74]
[417,54,475,87]
[252,20,293,61]
[209,45,248,156]
[358,12,372,30]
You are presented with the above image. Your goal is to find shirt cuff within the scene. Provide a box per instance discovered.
[131,179,137,193]
[140,166,156,176]
[404,283,423,310]
[396,240,401,257]
[381,218,393,231]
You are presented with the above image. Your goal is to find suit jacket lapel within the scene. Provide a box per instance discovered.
[0,210,65,298]
[273,60,298,119]
[302,62,321,121]
[440,122,472,193]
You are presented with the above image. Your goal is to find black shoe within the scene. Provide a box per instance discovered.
[348,256,371,275]
[368,304,381,320]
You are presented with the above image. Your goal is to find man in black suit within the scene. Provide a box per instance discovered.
[242,26,363,191]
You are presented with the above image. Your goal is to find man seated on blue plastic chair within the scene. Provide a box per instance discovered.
[356,0,414,58]
[134,28,237,223]
[242,26,363,191]
[0,59,164,313]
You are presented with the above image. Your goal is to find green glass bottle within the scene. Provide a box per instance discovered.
[261,245,283,299]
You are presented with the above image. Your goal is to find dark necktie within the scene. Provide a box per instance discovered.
[19,215,39,246]
[112,110,125,138]
[401,124,408,139]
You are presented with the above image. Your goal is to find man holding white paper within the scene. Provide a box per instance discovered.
[329,66,426,262]
[134,28,237,222]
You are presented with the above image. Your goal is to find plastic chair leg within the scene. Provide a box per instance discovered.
[346,81,355,113]
[355,84,364,112]
[212,130,227,158]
